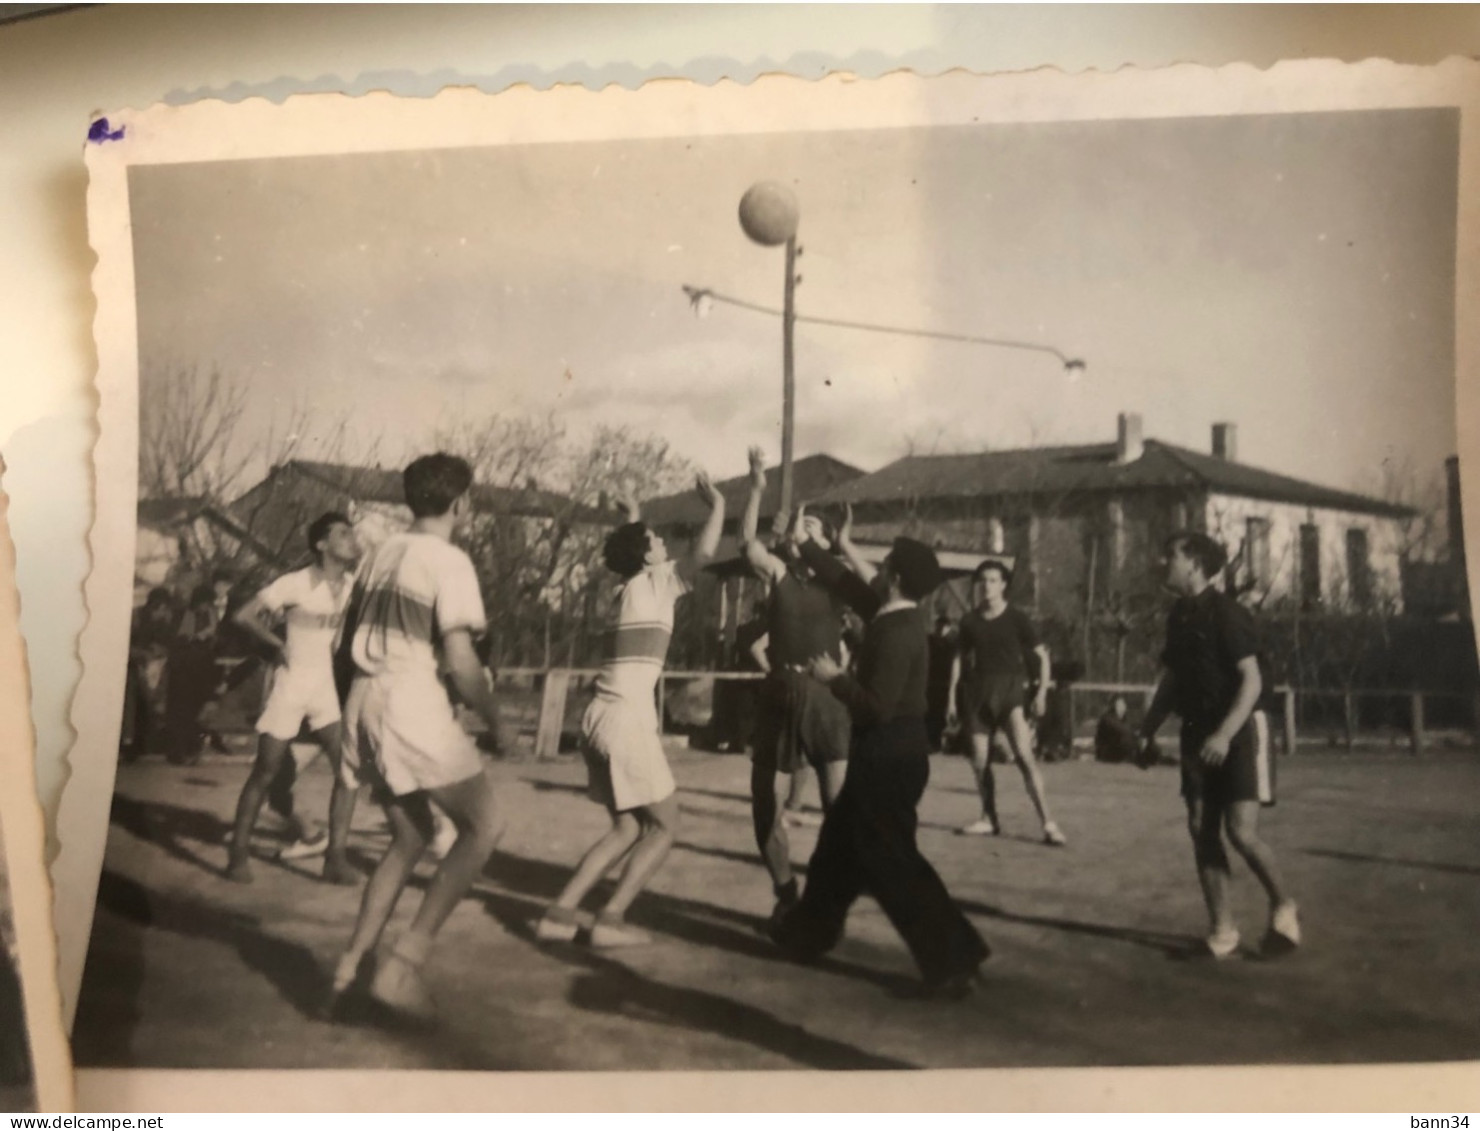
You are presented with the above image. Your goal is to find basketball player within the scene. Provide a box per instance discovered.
[772,511,989,998]
[330,454,508,1019]
[739,447,850,924]
[1138,531,1300,959]
[226,512,361,885]
[949,559,1066,846]
[534,473,725,947]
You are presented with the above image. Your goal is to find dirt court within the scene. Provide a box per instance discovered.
[73,742,1480,1072]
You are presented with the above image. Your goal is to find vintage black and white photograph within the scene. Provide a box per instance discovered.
[70,66,1479,1084]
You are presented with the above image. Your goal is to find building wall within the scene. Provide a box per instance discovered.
[1203,493,1405,611]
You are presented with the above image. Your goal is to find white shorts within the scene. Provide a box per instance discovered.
[340,671,483,798]
[581,694,676,812]
[256,667,341,742]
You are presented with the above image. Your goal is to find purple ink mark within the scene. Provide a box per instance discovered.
[88,118,125,144]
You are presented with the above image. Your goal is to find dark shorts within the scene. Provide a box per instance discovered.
[752,669,851,775]
[1180,711,1275,808]
[963,674,1027,736]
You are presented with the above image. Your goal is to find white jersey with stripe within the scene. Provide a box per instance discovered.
[255,566,352,678]
[594,560,689,702]
[346,532,487,679]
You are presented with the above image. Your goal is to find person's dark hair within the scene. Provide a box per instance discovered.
[210,567,235,587]
[604,522,651,579]
[403,453,474,519]
[973,558,1013,585]
[188,583,214,610]
[934,615,951,630]
[887,538,943,601]
[1166,530,1228,579]
[144,587,175,610]
[307,511,351,559]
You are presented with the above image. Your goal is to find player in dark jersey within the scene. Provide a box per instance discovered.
[1138,531,1299,960]
[740,448,851,925]
[947,558,1066,846]
[771,511,989,998]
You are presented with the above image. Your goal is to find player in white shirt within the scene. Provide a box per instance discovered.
[226,512,361,886]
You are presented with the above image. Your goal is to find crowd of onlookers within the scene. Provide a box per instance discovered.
[123,570,265,765]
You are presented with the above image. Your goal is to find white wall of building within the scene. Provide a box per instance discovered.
[1204,493,1406,610]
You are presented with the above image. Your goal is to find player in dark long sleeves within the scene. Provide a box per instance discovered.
[770,507,990,998]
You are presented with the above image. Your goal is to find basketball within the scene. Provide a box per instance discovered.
[738,181,799,247]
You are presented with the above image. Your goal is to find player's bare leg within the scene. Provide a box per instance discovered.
[1188,797,1239,957]
[332,795,431,1003]
[538,812,642,941]
[308,722,359,885]
[1225,800,1299,952]
[364,768,505,1019]
[592,793,680,946]
[1004,708,1065,845]
[958,732,999,835]
[751,761,798,917]
[226,733,294,882]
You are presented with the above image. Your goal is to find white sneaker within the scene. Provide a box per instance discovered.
[534,912,579,942]
[279,832,329,861]
[1206,926,1241,960]
[956,817,999,837]
[1042,822,1068,847]
[589,919,653,948]
[1265,901,1301,954]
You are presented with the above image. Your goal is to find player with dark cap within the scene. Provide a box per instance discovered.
[948,556,1066,846]
[738,447,851,925]
[1137,530,1299,959]
[772,511,989,998]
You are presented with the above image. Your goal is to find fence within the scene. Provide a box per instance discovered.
[1065,681,1480,755]
[518,669,1480,761]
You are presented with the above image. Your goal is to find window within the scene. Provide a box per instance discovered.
[1246,517,1272,590]
[1299,524,1322,609]
[1346,527,1373,608]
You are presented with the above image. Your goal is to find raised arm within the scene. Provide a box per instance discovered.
[835,503,876,583]
[741,447,786,583]
[691,471,726,568]
[796,508,881,621]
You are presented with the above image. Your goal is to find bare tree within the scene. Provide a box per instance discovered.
[139,362,252,501]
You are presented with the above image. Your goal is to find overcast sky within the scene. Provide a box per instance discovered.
[130,107,1459,497]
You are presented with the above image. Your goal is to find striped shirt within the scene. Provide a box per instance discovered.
[346,532,487,678]
[594,560,689,702]
[257,566,352,678]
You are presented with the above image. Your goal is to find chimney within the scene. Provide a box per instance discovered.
[1212,422,1238,461]
[1446,455,1466,566]
[1116,412,1144,464]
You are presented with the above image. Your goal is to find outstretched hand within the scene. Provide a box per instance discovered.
[620,494,642,523]
[839,502,855,545]
[696,471,723,510]
[802,514,830,550]
[747,446,767,489]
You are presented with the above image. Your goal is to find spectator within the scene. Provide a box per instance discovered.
[1094,695,1140,764]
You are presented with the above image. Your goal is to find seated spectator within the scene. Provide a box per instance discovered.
[1094,695,1140,764]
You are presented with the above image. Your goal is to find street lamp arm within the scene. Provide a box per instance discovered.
[682,284,1085,371]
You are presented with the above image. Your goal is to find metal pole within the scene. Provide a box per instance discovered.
[780,235,798,518]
